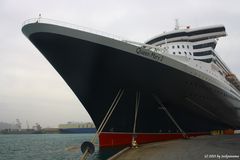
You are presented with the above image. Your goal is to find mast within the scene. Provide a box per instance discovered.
[175,19,180,30]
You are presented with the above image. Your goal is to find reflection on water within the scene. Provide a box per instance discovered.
[65,145,80,153]
[0,134,123,160]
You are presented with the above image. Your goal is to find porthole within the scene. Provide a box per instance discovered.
[179,52,181,54]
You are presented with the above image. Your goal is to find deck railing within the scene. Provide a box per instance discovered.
[22,17,124,41]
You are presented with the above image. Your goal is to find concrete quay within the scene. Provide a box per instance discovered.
[109,135,240,160]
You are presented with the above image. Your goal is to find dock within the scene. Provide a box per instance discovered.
[109,135,240,160]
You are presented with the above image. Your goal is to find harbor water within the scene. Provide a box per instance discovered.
[0,134,121,160]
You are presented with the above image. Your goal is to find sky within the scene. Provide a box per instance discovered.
[0,0,240,128]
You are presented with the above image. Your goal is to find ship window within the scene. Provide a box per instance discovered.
[184,51,187,55]
[173,52,176,54]
[179,52,181,54]
[187,45,189,49]
[182,45,185,48]
[172,46,175,49]
[189,52,192,55]
[177,45,180,48]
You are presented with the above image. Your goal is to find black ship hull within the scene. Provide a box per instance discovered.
[22,22,240,147]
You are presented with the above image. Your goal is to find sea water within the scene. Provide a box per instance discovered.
[0,134,121,160]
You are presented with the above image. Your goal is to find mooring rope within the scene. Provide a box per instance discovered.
[132,91,140,147]
[153,94,187,138]
[80,89,125,160]
[133,91,140,134]
[92,89,124,143]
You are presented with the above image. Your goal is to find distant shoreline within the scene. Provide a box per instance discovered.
[0,128,59,134]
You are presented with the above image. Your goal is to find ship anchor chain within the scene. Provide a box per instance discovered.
[80,89,125,160]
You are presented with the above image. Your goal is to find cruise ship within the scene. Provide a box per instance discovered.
[22,18,240,147]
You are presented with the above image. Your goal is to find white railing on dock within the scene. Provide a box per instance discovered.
[22,17,124,41]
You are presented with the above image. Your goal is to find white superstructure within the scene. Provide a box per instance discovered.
[143,25,240,99]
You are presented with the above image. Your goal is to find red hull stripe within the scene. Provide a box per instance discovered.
[99,132,209,147]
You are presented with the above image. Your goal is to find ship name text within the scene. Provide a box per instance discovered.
[136,47,163,62]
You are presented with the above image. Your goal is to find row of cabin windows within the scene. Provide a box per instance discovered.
[173,51,192,55]
[172,45,190,49]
